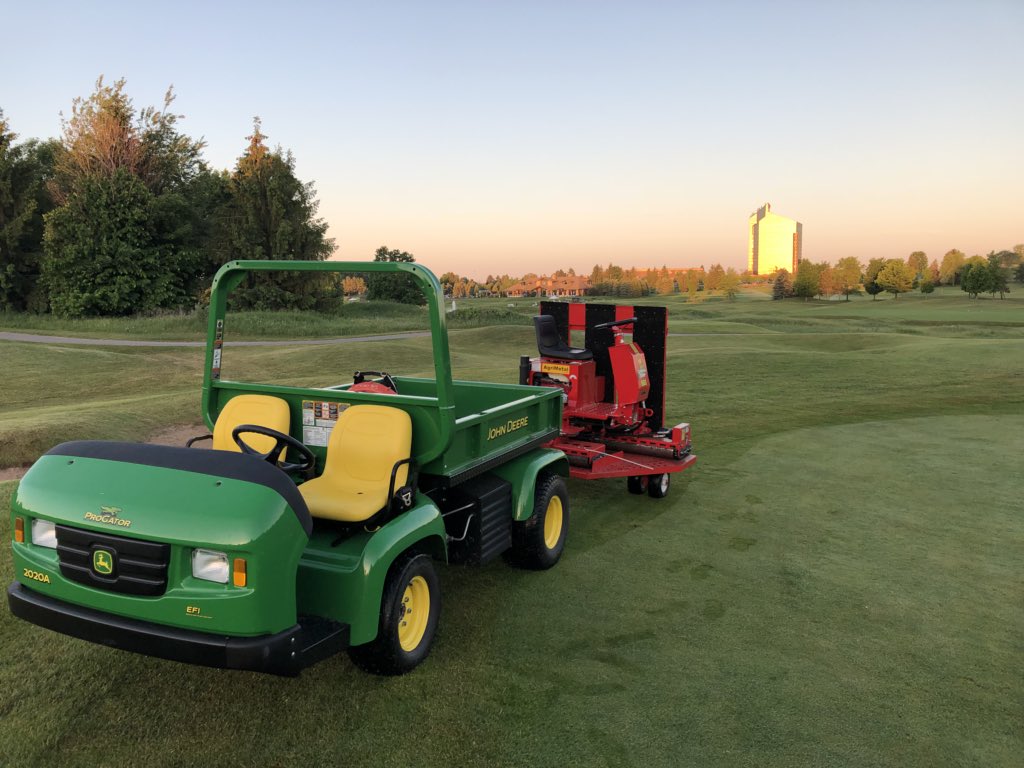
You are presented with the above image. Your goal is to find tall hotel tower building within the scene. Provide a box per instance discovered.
[748,203,802,275]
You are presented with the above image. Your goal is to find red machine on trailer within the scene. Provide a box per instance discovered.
[520,301,697,498]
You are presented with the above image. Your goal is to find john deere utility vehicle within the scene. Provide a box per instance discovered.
[8,261,569,676]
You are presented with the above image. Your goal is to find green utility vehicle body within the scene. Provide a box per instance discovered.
[9,260,567,675]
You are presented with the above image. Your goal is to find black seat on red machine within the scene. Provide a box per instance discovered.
[534,315,593,361]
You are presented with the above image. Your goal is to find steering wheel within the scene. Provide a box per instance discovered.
[593,317,637,330]
[232,424,316,478]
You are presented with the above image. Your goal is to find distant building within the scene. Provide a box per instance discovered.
[748,203,802,275]
[506,274,590,297]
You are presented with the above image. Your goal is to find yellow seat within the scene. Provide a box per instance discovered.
[300,405,412,523]
[212,395,291,456]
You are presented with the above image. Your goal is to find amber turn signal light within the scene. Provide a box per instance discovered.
[233,558,247,588]
[14,517,24,543]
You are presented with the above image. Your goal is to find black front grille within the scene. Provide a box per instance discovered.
[56,525,169,597]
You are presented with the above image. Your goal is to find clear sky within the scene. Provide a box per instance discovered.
[2,0,1022,279]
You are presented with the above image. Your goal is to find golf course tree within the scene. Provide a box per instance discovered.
[792,260,822,299]
[920,258,939,293]
[992,249,1020,270]
[0,111,54,311]
[217,118,335,310]
[653,265,676,295]
[876,259,915,299]
[366,246,426,305]
[41,77,212,316]
[834,256,862,301]
[438,271,485,299]
[686,269,701,302]
[439,271,459,296]
[704,263,725,292]
[771,269,792,300]
[906,251,928,282]
[960,260,993,298]
[939,249,966,285]
[863,257,885,300]
[984,253,1010,299]
[720,267,741,300]
[817,264,836,299]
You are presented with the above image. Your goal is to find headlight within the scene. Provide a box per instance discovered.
[31,519,57,549]
[192,549,229,583]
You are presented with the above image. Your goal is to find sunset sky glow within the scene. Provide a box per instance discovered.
[3,1,1022,279]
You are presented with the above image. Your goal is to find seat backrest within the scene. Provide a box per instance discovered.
[534,315,566,354]
[212,394,291,455]
[533,314,593,361]
[322,404,412,489]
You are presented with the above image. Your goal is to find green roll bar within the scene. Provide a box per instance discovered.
[201,260,455,466]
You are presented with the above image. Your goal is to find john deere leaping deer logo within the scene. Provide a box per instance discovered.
[92,549,114,576]
[84,506,132,528]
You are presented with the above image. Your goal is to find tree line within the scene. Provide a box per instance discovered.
[773,247,1021,301]
[587,263,744,299]
[5,82,1019,316]
[0,78,333,316]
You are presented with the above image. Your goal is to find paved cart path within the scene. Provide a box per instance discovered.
[0,329,793,348]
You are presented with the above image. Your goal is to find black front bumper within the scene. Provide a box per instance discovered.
[7,583,349,676]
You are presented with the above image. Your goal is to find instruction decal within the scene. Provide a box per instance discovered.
[302,400,348,446]
[211,319,224,380]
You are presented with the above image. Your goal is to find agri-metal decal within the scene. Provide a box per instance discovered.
[540,362,571,376]
[83,506,132,528]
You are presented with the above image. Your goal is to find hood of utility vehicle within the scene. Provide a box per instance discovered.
[14,441,312,547]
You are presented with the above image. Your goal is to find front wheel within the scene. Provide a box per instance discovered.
[648,473,670,499]
[506,472,569,570]
[348,552,441,675]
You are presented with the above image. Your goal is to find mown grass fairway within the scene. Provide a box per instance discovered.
[1,292,1022,766]
[0,300,525,341]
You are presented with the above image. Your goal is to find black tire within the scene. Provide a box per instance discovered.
[348,552,440,675]
[627,475,648,495]
[506,472,569,570]
[648,472,670,499]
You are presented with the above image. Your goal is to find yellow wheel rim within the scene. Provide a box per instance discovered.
[543,495,563,550]
[398,575,430,652]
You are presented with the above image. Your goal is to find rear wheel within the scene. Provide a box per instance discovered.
[506,472,569,570]
[627,475,648,495]
[648,473,670,499]
[348,552,440,675]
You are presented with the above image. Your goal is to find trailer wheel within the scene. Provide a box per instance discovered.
[349,552,440,675]
[507,472,569,570]
[627,475,648,495]
[648,473,670,499]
